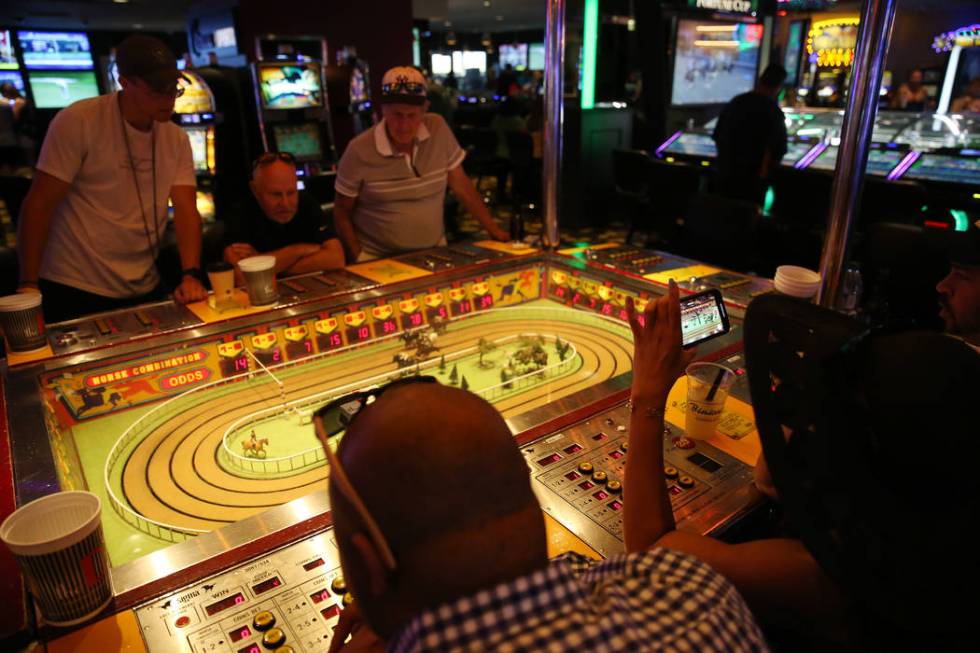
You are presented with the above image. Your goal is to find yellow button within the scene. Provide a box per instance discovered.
[342,592,354,606]
[592,470,608,483]
[607,480,622,493]
[274,647,295,653]
[664,466,678,479]
[262,627,286,649]
[253,611,276,631]
[330,576,347,595]
[621,442,629,452]
[578,461,594,474]
[678,475,695,488]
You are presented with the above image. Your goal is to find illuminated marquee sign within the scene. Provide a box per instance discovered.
[807,18,859,68]
[283,325,308,342]
[932,24,980,53]
[84,351,207,387]
[161,368,212,390]
[688,0,757,14]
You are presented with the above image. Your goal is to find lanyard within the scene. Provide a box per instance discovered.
[118,93,160,260]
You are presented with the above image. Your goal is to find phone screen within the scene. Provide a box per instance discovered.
[680,290,729,347]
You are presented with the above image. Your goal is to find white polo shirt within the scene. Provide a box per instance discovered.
[335,113,465,259]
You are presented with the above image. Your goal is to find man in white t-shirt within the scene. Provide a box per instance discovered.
[16,35,207,322]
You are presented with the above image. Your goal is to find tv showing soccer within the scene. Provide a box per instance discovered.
[499,44,528,70]
[670,19,764,106]
[272,122,323,162]
[257,62,323,110]
[18,30,94,70]
[28,69,100,108]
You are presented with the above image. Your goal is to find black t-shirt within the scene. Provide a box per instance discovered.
[227,191,335,251]
[712,91,787,185]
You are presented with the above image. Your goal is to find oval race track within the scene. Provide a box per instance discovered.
[120,308,634,533]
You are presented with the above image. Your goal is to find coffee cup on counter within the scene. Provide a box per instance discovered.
[238,256,279,307]
[0,292,47,352]
[206,262,237,312]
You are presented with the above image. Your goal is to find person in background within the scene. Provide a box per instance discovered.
[333,66,508,262]
[444,70,458,91]
[712,64,788,206]
[935,228,980,350]
[496,63,518,98]
[223,152,344,283]
[16,34,207,323]
[890,69,932,111]
[0,82,34,171]
[950,78,980,114]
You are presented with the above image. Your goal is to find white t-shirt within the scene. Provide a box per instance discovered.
[36,92,195,298]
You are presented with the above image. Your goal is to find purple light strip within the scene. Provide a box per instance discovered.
[655,131,682,157]
[887,151,920,181]
[795,142,828,169]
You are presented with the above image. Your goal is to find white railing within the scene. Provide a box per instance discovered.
[103,304,623,541]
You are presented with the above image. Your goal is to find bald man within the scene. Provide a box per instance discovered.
[223,152,344,280]
[316,370,768,651]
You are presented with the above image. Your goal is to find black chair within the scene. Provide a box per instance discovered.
[644,159,704,247]
[458,126,509,202]
[611,149,651,245]
[505,131,540,205]
[682,193,761,272]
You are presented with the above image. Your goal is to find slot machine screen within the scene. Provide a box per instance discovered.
[499,44,528,70]
[783,21,805,86]
[28,70,100,108]
[185,127,211,173]
[0,70,25,94]
[272,122,324,162]
[671,19,763,106]
[0,30,17,70]
[258,62,324,110]
[174,71,214,114]
[18,31,94,70]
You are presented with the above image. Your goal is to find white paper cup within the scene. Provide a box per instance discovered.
[206,262,236,311]
[0,293,47,352]
[774,266,821,299]
[238,256,278,306]
[0,491,112,625]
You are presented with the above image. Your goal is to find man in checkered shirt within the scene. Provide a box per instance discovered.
[320,283,768,652]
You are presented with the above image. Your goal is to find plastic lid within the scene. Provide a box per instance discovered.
[775,265,821,285]
[0,293,42,311]
[238,256,276,272]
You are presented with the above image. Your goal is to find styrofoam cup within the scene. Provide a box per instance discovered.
[0,491,112,625]
[238,256,278,306]
[0,292,47,352]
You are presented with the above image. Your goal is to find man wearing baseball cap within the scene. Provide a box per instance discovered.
[935,227,980,350]
[17,34,207,322]
[333,66,509,261]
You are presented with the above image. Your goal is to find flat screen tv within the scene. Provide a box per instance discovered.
[184,126,213,173]
[528,43,545,71]
[28,69,100,108]
[499,44,528,70]
[272,122,324,162]
[18,31,94,70]
[0,30,17,70]
[670,19,763,106]
[430,53,452,76]
[0,70,25,94]
[784,21,805,86]
[257,62,323,110]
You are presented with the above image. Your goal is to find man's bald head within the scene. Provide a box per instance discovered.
[250,158,299,224]
[328,382,546,636]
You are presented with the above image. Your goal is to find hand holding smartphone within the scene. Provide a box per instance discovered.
[679,289,730,348]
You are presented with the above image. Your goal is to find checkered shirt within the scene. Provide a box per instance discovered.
[389,548,769,652]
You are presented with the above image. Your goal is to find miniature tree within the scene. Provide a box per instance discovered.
[501,368,512,389]
[449,363,459,385]
[555,336,564,352]
[439,354,446,372]
[460,375,469,391]
[477,337,497,368]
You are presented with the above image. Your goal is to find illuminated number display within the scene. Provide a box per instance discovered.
[310,589,331,604]
[429,305,448,319]
[379,319,399,335]
[553,286,567,299]
[321,604,341,620]
[346,325,372,343]
[599,303,613,316]
[237,645,261,653]
[205,592,246,616]
[233,356,249,372]
[229,625,252,643]
[322,333,343,349]
[453,300,472,315]
[303,558,325,571]
[252,576,282,595]
[475,295,494,310]
[401,312,424,330]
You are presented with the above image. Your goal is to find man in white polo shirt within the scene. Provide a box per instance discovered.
[333,66,508,261]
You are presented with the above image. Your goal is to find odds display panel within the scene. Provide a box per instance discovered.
[257,62,324,110]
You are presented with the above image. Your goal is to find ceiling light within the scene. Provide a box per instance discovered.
[495,15,504,21]
[113,0,130,4]
[484,1,491,6]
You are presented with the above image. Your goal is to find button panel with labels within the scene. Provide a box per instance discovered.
[136,531,348,653]
[523,402,758,557]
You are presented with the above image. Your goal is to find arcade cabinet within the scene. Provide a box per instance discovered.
[325,53,373,150]
[173,70,218,225]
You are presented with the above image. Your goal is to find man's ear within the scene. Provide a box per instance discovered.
[349,532,389,597]
[249,180,258,199]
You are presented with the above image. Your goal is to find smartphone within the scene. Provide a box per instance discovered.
[680,289,730,348]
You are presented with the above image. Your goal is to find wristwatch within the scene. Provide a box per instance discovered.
[181,267,204,282]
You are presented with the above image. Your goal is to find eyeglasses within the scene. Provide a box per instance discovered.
[251,151,296,176]
[138,79,186,98]
[382,80,426,95]
[313,375,439,572]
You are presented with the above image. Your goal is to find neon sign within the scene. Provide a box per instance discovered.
[807,17,859,68]
[932,24,980,53]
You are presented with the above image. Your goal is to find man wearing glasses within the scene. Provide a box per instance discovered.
[223,152,344,281]
[16,34,207,323]
[333,66,509,262]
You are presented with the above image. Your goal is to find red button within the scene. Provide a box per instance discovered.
[735,368,745,376]
[672,436,696,450]
[175,615,191,628]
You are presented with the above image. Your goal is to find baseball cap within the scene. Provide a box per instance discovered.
[115,35,179,93]
[927,225,980,267]
[380,66,427,106]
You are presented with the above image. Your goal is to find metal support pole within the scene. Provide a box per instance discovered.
[542,0,566,249]
[816,0,897,307]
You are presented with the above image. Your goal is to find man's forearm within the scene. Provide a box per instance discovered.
[17,192,57,287]
[285,241,345,274]
[622,405,675,552]
[332,200,361,261]
[173,208,202,271]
